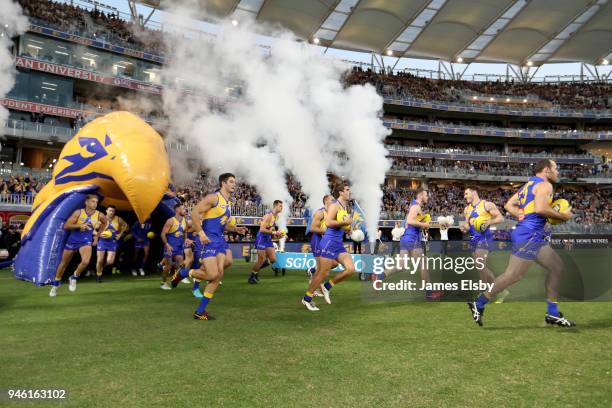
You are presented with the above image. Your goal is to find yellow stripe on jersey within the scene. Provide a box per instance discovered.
[167,216,186,236]
[78,209,100,226]
[465,200,492,221]
[203,192,230,222]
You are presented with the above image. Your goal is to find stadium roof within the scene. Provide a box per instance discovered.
[138,0,612,66]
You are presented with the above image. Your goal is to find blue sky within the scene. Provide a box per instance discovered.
[62,0,611,80]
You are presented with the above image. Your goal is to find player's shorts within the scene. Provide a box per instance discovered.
[255,233,274,250]
[318,236,347,260]
[97,238,118,252]
[311,234,322,257]
[164,243,184,259]
[399,236,421,252]
[470,236,493,252]
[134,238,150,249]
[511,226,548,261]
[201,241,227,259]
[65,239,92,251]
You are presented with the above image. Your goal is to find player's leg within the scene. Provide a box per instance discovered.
[468,254,532,326]
[70,245,92,292]
[95,250,106,280]
[378,249,409,280]
[106,251,117,273]
[50,249,75,296]
[249,249,268,284]
[193,254,224,320]
[131,246,141,276]
[473,248,495,284]
[302,257,334,311]
[319,252,355,305]
[140,245,149,276]
[183,247,194,270]
[535,245,575,326]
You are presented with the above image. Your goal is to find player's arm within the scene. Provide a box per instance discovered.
[224,217,247,235]
[190,194,217,243]
[459,207,470,233]
[309,210,326,234]
[160,218,173,252]
[325,203,348,228]
[534,182,572,221]
[116,217,128,239]
[484,201,504,226]
[406,205,428,228]
[64,210,85,230]
[504,192,521,219]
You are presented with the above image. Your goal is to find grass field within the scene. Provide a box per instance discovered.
[1,259,611,408]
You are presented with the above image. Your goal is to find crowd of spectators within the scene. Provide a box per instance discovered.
[18,0,166,54]
[0,175,46,202]
[390,156,611,179]
[346,67,611,111]
[383,183,611,225]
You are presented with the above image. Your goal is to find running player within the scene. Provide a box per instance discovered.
[467,159,575,327]
[307,194,335,296]
[248,200,284,284]
[95,205,127,282]
[160,203,187,290]
[49,194,107,297]
[460,186,508,302]
[131,218,151,276]
[373,188,442,300]
[302,181,355,311]
[172,173,247,320]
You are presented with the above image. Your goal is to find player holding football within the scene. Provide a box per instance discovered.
[49,194,107,296]
[460,186,508,302]
[160,203,189,290]
[468,159,575,327]
[172,173,247,320]
[248,200,284,284]
[373,188,442,300]
[95,205,127,282]
[302,181,355,311]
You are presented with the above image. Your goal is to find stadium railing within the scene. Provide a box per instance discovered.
[3,120,75,143]
[385,145,602,164]
[382,96,612,119]
[384,119,612,140]
[0,194,36,206]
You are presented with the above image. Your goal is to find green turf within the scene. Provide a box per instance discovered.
[1,260,611,408]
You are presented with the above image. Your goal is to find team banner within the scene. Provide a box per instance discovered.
[272,252,381,273]
[0,98,94,119]
[15,57,162,95]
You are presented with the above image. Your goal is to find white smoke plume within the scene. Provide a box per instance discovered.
[159,2,390,235]
[0,0,28,124]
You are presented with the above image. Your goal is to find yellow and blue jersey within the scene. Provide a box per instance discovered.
[166,216,186,246]
[255,210,278,249]
[402,199,421,242]
[66,208,101,246]
[465,200,493,239]
[101,215,120,240]
[516,176,551,232]
[323,200,346,241]
[202,191,231,243]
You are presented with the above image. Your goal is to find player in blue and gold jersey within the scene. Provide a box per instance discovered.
[172,173,246,320]
[302,181,355,311]
[95,205,127,282]
[373,188,441,300]
[306,194,335,297]
[49,194,107,297]
[468,159,575,327]
[460,186,507,302]
[131,218,151,277]
[159,203,188,290]
[248,200,284,284]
